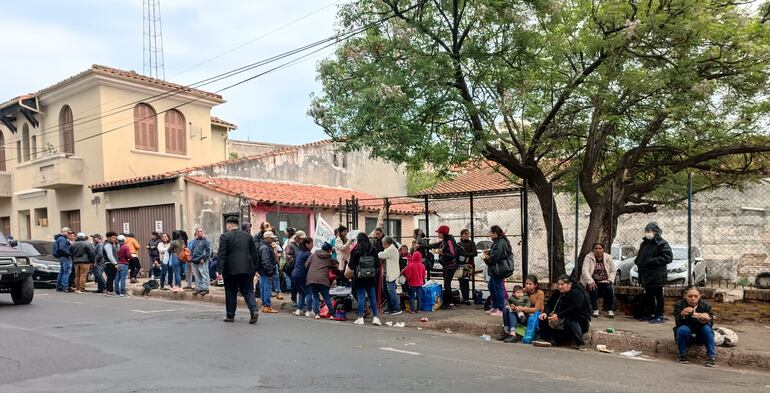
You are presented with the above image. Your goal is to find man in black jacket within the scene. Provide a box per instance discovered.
[635,222,673,324]
[70,233,95,294]
[457,229,477,304]
[217,217,260,324]
[534,275,591,350]
[674,286,716,366]
[258,232,279,313]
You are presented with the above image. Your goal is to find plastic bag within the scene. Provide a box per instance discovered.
[522,311,540,344]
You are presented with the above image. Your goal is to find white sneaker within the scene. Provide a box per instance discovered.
[354,317,364,325]
[306,311,316,318]
[294,309,302,316]
[608,311,615,318]
[592,310,600,317]
[372,317,382,326]
[314,314,321,320]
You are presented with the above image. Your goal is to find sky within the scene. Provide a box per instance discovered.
[0,0,347,144]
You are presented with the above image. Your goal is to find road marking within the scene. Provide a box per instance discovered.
[131,309,175,314]
[379,347,420,356]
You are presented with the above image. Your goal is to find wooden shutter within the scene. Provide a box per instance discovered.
[0,131,5,171]
[59,105,75,154]
[164,110,186,155]
[134,104,158,151]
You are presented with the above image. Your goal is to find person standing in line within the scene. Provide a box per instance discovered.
[54,227,74,293]
[334,226,353,285]
[114,235,131,297]
[292,237,313,316]
[70,233,95,294]
[190,227,212,296]
[168,231,186,292]
[103,232,119,296]
[91,234,106,294]
[305,241,337,319]
[253,222,273,249]
[430,225,459,310]
[157,233,172,290]
[401,252,427,313]
[483,225,514,317]
[378,237,402,315]
[217,216,259,324]
[124,233,142,283]
[258,231,279,313]
[147,231,161,279]
[635,222,673,324]
[580,242,616,318]
[457,229,478,305]
[348,233,382,326]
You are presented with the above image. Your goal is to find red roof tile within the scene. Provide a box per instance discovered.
[186,176,422,215]
[211,116,237,129]
[416,162,518,195]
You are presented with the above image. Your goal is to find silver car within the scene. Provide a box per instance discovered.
[630,245,705,286]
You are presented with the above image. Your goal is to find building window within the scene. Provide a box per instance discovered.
[0,131,6,171]
[30,135,37,159]
[265,212,310,244]
[61,210,81,233]
[365,217,402,244]
[34,208,48,227]
[21,124,30,162]
[164,109,186,155]
[16,141,21,164]
[0,216,10,237]
[59,105,74,154]
[133,103,158,151]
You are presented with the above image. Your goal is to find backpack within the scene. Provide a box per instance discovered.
[178,247,192,263]
[52,239,61,258]
[357,251,377,279]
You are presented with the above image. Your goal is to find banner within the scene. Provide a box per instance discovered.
[313,216,335,250]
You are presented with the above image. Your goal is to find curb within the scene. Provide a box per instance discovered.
[132,287,770,371]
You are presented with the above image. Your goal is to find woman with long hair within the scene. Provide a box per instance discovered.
[348,232,382,325]
[483,225,513,317]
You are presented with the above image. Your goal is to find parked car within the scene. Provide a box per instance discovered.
[14,241,59,287]
[564,244,638,285]
[0,233,34,305]
[630,245,705,286]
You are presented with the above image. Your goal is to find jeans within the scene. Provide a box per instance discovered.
[293,279,310,311]
[272,270,281,292]
[259,273,273,307]
[676,324,716,359]
[408,286,420,312]
[57,259,73,290]
[93,265,106,292]
[538,318,587,346]
[223,273,258,318]
[170,258,182,287]
[644,286,664,317]
[443,268,457,306]
[114,264,128,295]
[385,280,401,313]
[309,284,333,314]
[589,283,615,311]
[284,273,292,294]
[105,264,117,292]
[192,261,211,291]
[503,307,526,334]
[356,286,379,317]
[488,277,506,311]
[74,263,90,292]
[128,257,141,280]
[160,263,173,288]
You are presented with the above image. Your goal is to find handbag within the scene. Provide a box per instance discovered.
[344,265,354,280]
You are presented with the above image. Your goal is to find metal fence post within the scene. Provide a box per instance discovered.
[687,173,693,286]
[574,178,580,273]
[423,195,430,239]
[550,184,555,283]
[469,192,475,292]
[384,197,390,237]
[521,182,529,282]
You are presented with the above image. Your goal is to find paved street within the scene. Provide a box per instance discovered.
[1,290,768,393]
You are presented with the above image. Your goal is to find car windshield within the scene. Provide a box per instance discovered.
[671,247,689,260]
[17,242,41,256]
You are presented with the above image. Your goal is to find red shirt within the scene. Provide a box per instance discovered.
[117,244,132,265]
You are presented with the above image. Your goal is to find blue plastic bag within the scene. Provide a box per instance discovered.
[522,311,541,344]
[419,283,443,312]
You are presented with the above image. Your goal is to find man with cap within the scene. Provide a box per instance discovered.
[115,235,132,297]
[634,222,673,324]
[281,229,305,300]
[430,225,459,309]
[217,216,260,324]
[70,233,95,293]
[54,227,74,292]
[258,231,279,313]
[91,234,107,293]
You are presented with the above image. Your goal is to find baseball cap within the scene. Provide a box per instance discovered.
[263,231,277,239]
[295,230,307,239]
[117,235,126,242]
[76,232,87,240]
[436,225,450,235]
[61,227,72,234]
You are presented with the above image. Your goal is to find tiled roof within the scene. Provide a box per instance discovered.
[89,139,336,191]
[211,116,237,129]
[415,162,518,196]
[186,176,422,215]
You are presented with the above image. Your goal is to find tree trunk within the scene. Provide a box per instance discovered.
[575,188,622,281]
[529,180,566,282]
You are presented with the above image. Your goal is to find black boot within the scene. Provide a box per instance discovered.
[249,312,259,325]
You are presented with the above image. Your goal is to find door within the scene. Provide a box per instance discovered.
[107,204,175,272]
[61,210,81,233]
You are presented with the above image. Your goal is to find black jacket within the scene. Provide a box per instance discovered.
[458,239,477,265]
[258,243,277,277]
[673,298,713,333]
[430,235,459,271]
[217,229,259,276]
[635,235,673,287]
[348,245,381,289]
[544,285,591,325]
[147,239,160,261]
[486,237,513,278]
[70,241,95,264]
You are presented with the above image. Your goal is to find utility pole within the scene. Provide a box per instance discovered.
[143,0,166,80]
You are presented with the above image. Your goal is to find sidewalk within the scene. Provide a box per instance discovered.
[124,279,770,371]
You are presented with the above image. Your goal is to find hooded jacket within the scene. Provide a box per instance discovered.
[634,223,673,287]
[305,249,336,287]
[292,247,312,283]
[401,253,427,287]
[53,234,72,261]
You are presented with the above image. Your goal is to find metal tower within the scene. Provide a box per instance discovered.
[142,0,165,80]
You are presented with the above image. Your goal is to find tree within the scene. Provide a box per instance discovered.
[310,0,770,281]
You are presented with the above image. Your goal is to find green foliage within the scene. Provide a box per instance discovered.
[228,151,239,160]
[407,168,444,195]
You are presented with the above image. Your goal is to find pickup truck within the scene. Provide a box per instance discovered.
[0,238,34,305]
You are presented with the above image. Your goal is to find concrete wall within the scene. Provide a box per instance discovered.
[227,139,290,158]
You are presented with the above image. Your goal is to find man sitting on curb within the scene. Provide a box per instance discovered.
[533,274,591,351]
[674,286,716,367]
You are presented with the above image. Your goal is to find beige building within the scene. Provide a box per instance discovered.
[0,64,235,240]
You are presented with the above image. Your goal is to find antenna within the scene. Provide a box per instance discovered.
[142,0,165,80]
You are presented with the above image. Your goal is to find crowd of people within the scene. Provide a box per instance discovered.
[48,219,718,367]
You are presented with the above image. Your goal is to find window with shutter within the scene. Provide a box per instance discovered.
[134,103,158,151]
[164,109,186,155]
[59,105,75,154]
[21,124,30,162]
[0,131,6,171]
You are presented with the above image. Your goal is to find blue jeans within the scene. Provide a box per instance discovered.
[503,307,526,334]
[192,261,210,291]
[488,277,505,311]
[170,258,182,287]
[160,263,173,288]
[409,286,420,311]
[293,279,311,311]
[309,284,333,314]
[676,324,716,359]
[386,280,401,313]
[272,271,281,292]
[57,259,72,290]
[93,265,106,292]
[114,264,128,295]
[589,283,615,311]
[356,286,379,317]
[259,273,273,307]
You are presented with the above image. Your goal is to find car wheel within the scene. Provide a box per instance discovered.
[11,276,34,305]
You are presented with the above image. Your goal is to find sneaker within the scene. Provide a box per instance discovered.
[503,335,520,343]
[592,310,600,318]
[372,317,382,326]
[389,310,403,316]
[104,292,113,297]
[192,290,201,296]
[677,355,690,364]
[489,310,503,317]
[532,340,552,347]
[314,314,321,320]
[262,307,278,314]
[294,309,302,316]
[607,311,615,318]
[249,313,259,325]
[354,317,365,325]
[161,287,170,291]
[223,317,235,323]
[276,294,284,300]
[705,358,716,367]
[576,344,588,351]
[119,294,126,297]
[305,311,315,318]
[649,316,666,324]
[638,315,654,322]
[198,290,209,296]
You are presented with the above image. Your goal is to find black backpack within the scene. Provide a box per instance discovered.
[357,251,377,279]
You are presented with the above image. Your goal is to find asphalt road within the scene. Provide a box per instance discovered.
[0,290,768,393]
